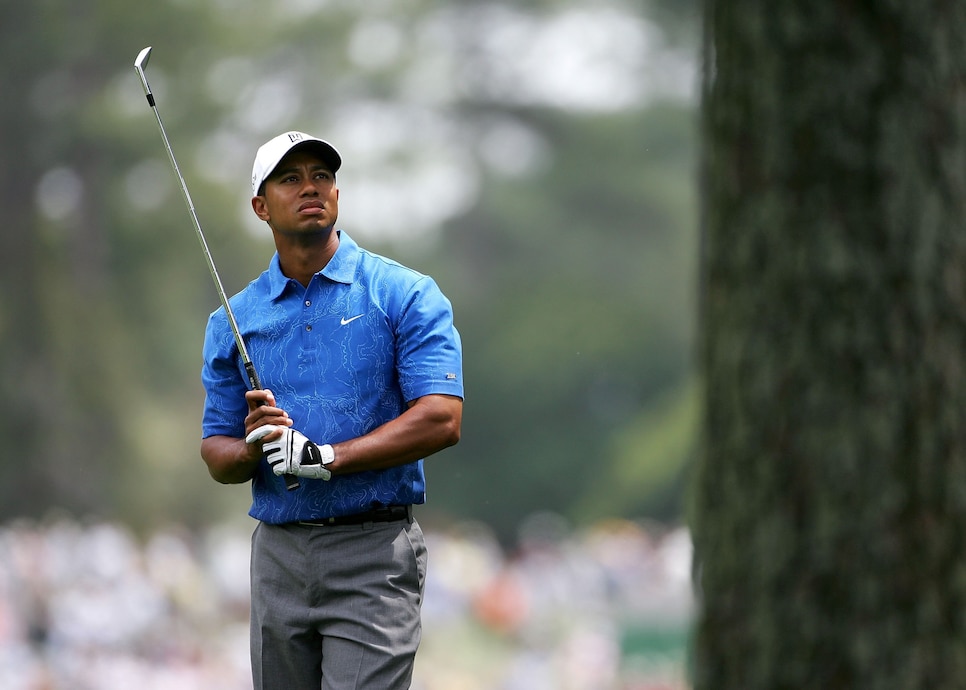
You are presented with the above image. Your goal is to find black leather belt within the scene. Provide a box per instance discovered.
[298,504,412,527]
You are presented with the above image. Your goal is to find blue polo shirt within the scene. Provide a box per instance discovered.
[201,231,463,524]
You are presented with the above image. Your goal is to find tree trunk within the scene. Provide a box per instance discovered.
[693,2,966,688]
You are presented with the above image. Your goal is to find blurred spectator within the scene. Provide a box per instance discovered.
[0,514,691,690]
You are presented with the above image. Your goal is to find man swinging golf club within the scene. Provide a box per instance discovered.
[199,131,464,689]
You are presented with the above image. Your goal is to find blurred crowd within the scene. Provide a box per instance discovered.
[0,513,692,690]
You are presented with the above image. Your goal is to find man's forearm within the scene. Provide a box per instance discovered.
[201,435,261,484]
[328,394,462,475]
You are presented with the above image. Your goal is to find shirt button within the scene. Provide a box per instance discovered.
[305,300,311,307]
[306,325,312,332]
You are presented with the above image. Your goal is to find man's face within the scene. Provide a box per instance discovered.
[252,148,339,236]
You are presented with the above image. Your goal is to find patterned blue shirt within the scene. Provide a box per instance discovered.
[201,231,463,524]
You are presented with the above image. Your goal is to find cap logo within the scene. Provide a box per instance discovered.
[288,132,306,143]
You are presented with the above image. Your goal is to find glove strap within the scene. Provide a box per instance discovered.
[300,442,335,466]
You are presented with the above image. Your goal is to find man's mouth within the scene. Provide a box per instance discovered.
[298,201,325,213]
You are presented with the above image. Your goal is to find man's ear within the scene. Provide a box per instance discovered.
[252,196,270,221]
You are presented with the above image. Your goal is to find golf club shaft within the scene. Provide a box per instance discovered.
[134,47,299,491]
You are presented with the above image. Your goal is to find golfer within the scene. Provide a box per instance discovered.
[199,131,464,689]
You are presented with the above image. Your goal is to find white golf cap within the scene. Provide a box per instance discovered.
[251,131,342,197]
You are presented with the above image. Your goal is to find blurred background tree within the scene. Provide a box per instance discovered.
[693,1,966,687]
[0,0,700,544]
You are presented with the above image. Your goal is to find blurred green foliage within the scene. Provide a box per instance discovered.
[0,0,699,544]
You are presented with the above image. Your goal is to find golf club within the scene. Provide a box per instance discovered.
[134,46,299,491]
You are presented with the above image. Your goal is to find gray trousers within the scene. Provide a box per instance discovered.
[250,517,427,690]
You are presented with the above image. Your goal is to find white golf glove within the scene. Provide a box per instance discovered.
[245,425,334,480]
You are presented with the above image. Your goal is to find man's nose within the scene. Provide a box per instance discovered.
[298,176,319,195]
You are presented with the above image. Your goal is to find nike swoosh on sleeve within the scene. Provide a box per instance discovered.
[340,314,364,325]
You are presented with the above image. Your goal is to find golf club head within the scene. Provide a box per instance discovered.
[135,46,152,71]
[134,47,153,98]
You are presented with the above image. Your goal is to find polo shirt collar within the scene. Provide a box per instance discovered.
[266,230,359,299]
[319,231,360,285]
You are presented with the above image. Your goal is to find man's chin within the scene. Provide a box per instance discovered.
[283,222,335,237]
[278,224,338,246]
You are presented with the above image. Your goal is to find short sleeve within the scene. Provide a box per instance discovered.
[394,276,464,402]
[200,309,249,439]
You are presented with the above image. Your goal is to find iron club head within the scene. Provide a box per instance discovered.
[135,46,152,70]
[134,47,153,100]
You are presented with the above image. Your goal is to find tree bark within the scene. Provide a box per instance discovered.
[693,2,966,688]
